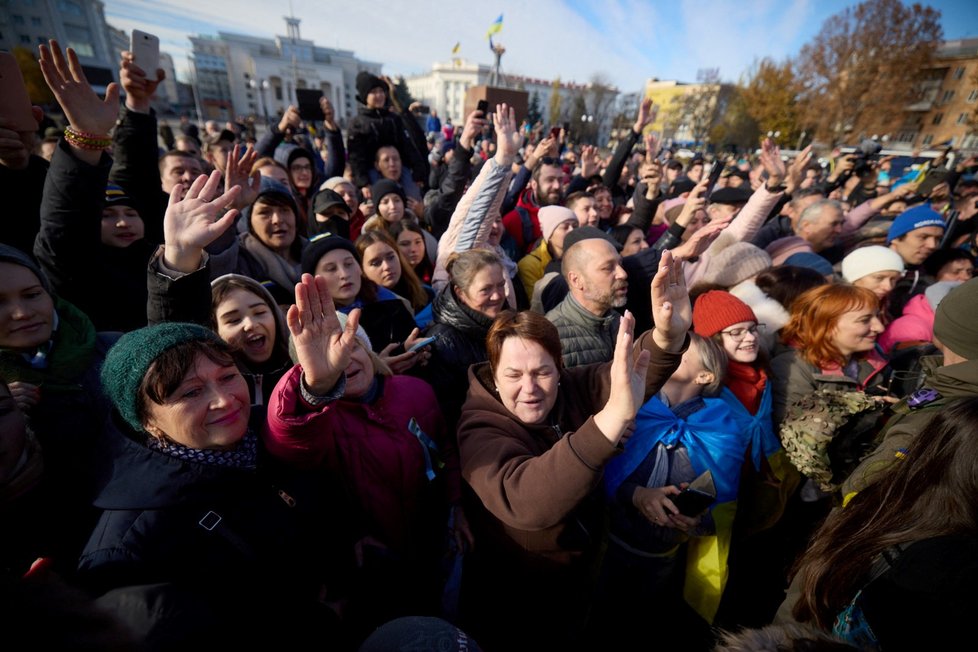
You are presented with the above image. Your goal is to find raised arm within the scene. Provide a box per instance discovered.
[111,49,167,240]
[34,40,119,291]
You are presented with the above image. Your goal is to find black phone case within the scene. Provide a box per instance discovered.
[672,488,715,516]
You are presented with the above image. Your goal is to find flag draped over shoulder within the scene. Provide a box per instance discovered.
[486,14,503,39]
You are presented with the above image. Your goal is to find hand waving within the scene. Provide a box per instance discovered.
[288,274,362,395]
[650,250,690,352]
[594,309,651,445]
[162,170,240,272]
[224,144,260,210]
[758,137,785,187]
[493,103,521,165]
[39,40,119,137]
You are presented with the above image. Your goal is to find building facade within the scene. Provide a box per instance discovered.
[1,0,117,91]
[405,59,618,145]
[893,38,978,152]
[189,18,380,124]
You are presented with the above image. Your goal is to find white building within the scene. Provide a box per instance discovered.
[1,0,117,92]
[405,59,619,144]
[189,17,380,124]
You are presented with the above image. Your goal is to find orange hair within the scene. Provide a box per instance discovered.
[781,284,879,368]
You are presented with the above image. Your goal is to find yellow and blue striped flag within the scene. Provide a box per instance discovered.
[486,14,503,39]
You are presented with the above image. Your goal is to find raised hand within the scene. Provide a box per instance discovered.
[119,50,164,114]
[287,274,362,395]
[633,98,655,134]
[670,216,731,260]
[674,177,710,226]
[493,103,521,165]
[459,107,488,151]
[758,137,785,188]
[644,132,659,162]
[224,144,260,210]
[580,145,600,178]
[320,96,337,131]
[39,40,119,139]
[278,105,301,133]
[526,135,557,171]
[784,144,813,195]
[650,249,690,352]
[162,170,240,272]
[594,309,651,445]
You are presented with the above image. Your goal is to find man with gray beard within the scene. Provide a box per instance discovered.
[545,231,628,368]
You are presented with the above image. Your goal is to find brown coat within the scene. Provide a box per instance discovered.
[457,330,685,569]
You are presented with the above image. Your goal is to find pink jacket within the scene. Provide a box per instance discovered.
[685,185,784,286]
[432,157,518,309]
[878,293,934,353]
[265,365,459,551]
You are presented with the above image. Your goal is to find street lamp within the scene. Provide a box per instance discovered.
[249,78,270,127]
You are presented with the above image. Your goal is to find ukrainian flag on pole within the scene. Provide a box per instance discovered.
[486,14,503,39]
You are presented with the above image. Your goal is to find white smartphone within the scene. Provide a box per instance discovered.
[408,336,437,352]
[130,29,160,74]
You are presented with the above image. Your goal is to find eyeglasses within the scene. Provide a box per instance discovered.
[291,163,313,173]
[719,324,765,341]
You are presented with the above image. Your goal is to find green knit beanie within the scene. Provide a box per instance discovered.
[101,322,223,432]
[933,277,978,361]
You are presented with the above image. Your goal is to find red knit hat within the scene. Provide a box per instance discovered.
[693,290,758,337]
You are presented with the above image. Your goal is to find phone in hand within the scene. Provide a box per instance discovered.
[130,29,160,75]
[476,99,489,116]
[0,52,36,132]
[408,336,437,352]
[704,161,725,196]
[670,469,716,517]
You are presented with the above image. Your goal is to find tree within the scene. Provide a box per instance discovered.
[392,76,415,110]
[548,78,562,127]
[14,46,55,105]
[527,91,542,126]
[740,58,803,147]
[709,87,759,153]
[794,0,942,145]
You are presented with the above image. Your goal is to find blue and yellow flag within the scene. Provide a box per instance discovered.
[486,14,503,39]
[452,41,461,54]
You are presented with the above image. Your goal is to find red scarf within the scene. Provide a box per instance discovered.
[725,361,767,415]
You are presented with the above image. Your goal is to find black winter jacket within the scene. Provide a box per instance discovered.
[35,139,153,331]
[422,286,495,429]
[77,416,350,649]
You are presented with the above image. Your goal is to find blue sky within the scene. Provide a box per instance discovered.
[103,0,978,93]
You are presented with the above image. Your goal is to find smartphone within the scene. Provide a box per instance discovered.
[704,160,726,196]
[672,487,716,517]
[296,88,324,122]
[408,336,437,352]
[476,99,489,116]
[549,126,561,141]
[0,52,37,131]
[130,29,160,74]
[670,469,716,517]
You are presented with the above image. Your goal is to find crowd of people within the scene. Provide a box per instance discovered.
[2,38,978,651]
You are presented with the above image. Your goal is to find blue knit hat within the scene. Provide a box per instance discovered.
[886,204,945,244]
[101,323,224,433]
[784,252,834,277]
